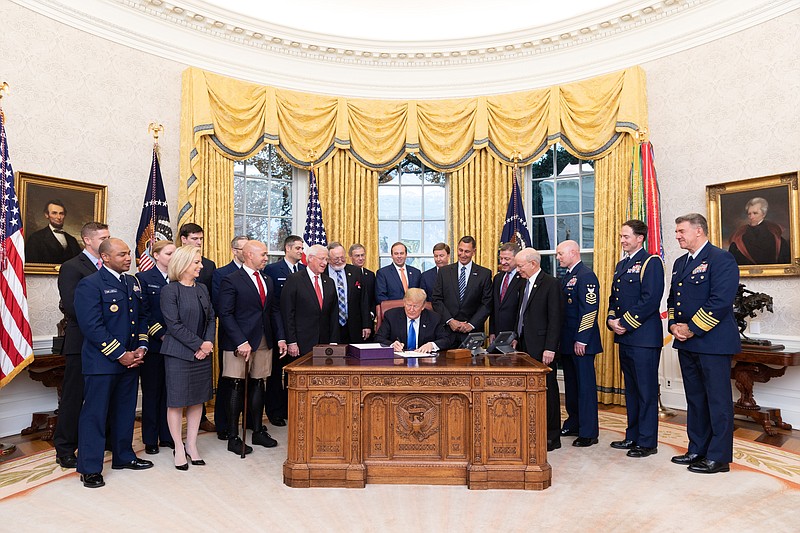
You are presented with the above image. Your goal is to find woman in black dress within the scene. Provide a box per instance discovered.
[160,245,215,469]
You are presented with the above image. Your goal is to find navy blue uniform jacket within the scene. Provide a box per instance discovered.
[607,248,665,348]
[560,261,603,355]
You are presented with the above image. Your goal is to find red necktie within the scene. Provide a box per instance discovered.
[500,272,511,301]
[314,275,323,309]
[253,271,266,306]
[96,259,103,270]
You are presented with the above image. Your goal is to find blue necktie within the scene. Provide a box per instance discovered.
[407,319,416,350]
[458,265,466,301]
[336,269,347,326]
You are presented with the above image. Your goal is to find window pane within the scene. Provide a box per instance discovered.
[271,147,293,179]
[558,162,581,177]
[402,186,423,219]
[269,218,292,252]
[423,185,445,217]
[423,221,446,252]
[245,162,262,177]
[539,254,556,277]
[234,214,244,235]
[246,179,269,215]
[405,256,423,269]
[380,257,393,268]
[378,187,400,219]
[234,175,245,212]
[582,214,594,248]
[556,179,579,213]
[418,257,435,272]
[581,160,595,172]
[400,221,422,254]
[379,221,398,254]
[582,174,595,212]
[245,216,270,243]
[400,169,422,185]
[532,179,554,215]
[270,181,292,218]
[530,146,555,180]
[531,216,554,251]
[557,214,580,243]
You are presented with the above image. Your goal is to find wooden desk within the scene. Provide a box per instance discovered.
[731,347,800,435]
[283,352,551,490]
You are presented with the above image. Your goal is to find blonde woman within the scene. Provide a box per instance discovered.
[160,245,215,469]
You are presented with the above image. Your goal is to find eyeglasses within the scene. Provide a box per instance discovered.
[232,247,244,251]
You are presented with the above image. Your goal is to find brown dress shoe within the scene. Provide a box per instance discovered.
[199,418,216,433]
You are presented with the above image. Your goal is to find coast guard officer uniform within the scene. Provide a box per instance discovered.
[560,260,602,445]
[75,261,151,487]
[608,247,664,456]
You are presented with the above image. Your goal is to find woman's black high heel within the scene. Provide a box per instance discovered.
[186,453,205,466]
[173,449,189,471]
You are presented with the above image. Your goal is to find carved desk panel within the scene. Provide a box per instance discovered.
[284,353,551,490]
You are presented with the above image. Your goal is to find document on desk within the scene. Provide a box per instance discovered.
[395,351,434,358]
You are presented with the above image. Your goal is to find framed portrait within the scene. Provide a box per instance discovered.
[17,172,107,275]
[706,171,799,277]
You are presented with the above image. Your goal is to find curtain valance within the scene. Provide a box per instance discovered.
[182,66,647,173]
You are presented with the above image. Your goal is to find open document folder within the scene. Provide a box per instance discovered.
[395,351,437,358]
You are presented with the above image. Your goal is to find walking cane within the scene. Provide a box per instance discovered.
[241,358,250,459]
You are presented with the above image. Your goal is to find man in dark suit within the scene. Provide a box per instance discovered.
[325,242,371,343]
[420,242,450,302]
[431,236,492,346]
[262,234,305,426]
[668,213,740,474]
[218,240,281,454]
[74,238,152,488]
[556,240,602,448]
[607,220,665,458]
[53,222,109,469]
[375,242,421,303]
[25,199,82,264]
[349,243,376,334]
[489,242,524,343]
[282,244,339,357]
[209,234,248,439]
[179,222,217,433]
[514,247,562,451]
[375,288,453,352]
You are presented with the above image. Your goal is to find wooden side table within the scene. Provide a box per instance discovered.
[731,347,800,435]
[22,354,65,441]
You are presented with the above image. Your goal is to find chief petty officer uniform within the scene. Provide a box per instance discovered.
[608,248,665,451]
[560,261,602,443]
[668,241,740,467]
[75,267,150,479]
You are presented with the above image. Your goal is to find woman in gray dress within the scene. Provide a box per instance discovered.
[160,245,215,470]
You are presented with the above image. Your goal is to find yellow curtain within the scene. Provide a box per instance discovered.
[315,150,380,273]
[450,151,515,270]
[593,134,637,405]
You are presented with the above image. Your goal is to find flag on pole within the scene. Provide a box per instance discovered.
[629,141,664,259]
[135,147,172,271]
[302,169,327,260]
[0,109,34,388]
[500,172,532,249]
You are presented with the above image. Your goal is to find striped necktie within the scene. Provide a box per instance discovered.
[335,269,347,326]
[458,265,466,301]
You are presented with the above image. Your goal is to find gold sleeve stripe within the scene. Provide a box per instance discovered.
[101,340,121,355]
[623,311,641,328]
[148,323,163,335]
[608,310,616,317]
[668,308,675,320]
[691,314,714,332]
[578,311,598,332]
[696,308,719,326]
[139,334,149,342]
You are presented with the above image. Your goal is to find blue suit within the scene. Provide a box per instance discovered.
[668,242,740,463]
[375,263,421,303]
[135,267,172,446]
[75,268,149,475]
[419,267,439,302]
[560,261,601,439]
[210,259,241,432]
[608,248,665,448]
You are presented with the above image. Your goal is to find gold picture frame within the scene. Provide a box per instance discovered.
[706,171,799,277]
[17,172,107,275]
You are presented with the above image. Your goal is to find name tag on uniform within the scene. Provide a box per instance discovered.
[103,289,119,294]
[278,277,286,281]
[566,277,577,287]
[147,284,161,288]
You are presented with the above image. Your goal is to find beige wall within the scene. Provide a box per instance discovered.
[644,9,800,338]
[1,1,185,338]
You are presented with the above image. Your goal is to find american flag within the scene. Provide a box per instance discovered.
[500,174,532,249]
[0,109,33,388]
[303,169,327,253]
[135,147,172,271]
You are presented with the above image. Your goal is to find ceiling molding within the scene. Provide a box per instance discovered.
[11,0,800,98]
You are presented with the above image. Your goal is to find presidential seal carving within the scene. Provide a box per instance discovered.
[396,397,439,442]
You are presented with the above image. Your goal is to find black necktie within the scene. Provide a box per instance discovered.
[293,264,298,273]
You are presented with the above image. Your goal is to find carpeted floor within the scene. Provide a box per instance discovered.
[1,411,798,532]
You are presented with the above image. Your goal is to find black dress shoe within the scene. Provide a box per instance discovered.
[55,454,78,469]
[159,441,175,449]
[627,446,658,458]
[572,437,599,447]
[145,444,159,455]
[80,473,105,488]
[227,436,253,455]
[688,459,730,474]
[671,452,704,465]
[217,431,230,441]
[560,428,579,437]
[610,439,636,450]
[111,458,154,470]
[252,429,278,448]
[546,439,562,451]
[269,417,287,427]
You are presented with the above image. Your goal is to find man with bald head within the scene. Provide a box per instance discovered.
[74,238,152,488]
[514,247,562,451]
[281,244,339,357]
[556,239,602,448]
[218,240,281,454]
